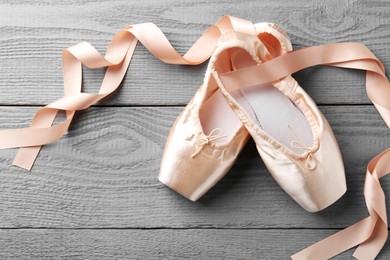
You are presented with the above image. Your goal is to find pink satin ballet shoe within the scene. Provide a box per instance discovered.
[159,23,291,201]
[210,32,347,212]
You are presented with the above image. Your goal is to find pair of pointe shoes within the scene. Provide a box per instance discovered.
[159,23,346,212]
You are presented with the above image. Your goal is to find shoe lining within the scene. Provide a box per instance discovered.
[199,46,313,154]
[231,49,313,154]
[199,85,244,144]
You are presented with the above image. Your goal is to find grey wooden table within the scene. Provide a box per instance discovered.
[0,0,389,259]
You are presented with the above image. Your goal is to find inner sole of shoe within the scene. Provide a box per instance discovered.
[231,49,313,154]
[199,46,313,154]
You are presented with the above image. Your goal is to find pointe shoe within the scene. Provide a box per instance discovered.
[211,32,347,212]
[159,23,291,201]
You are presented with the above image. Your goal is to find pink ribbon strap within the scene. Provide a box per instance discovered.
[220,43,390,259]
[292,148,390,259]
[5,16,261,170]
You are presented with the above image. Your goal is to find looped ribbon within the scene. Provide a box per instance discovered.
[219,42,390,259]
[191,128,227,158]
[1,16,264,171]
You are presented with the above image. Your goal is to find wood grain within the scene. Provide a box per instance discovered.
[1,228,386,259]
[0,105,388,229]
[1,1,390,258]
[0,0,389,106]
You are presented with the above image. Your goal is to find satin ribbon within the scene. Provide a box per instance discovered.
[292,149,390,259]
[219,42,390,259]
[4,16,263,170]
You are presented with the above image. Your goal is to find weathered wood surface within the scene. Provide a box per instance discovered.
[0,0,389,259]
[0,0,389,106]
[1,229,388,259]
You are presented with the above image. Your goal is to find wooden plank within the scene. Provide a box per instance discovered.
[0,105,388,229]
[0,0,389,106]
[0,228,384,259]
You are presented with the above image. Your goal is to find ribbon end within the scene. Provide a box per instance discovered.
[12,161,33,171]
[12,146,42,171]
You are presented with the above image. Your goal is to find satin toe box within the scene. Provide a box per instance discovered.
[159,106,248,201]
[256,116,346,212]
